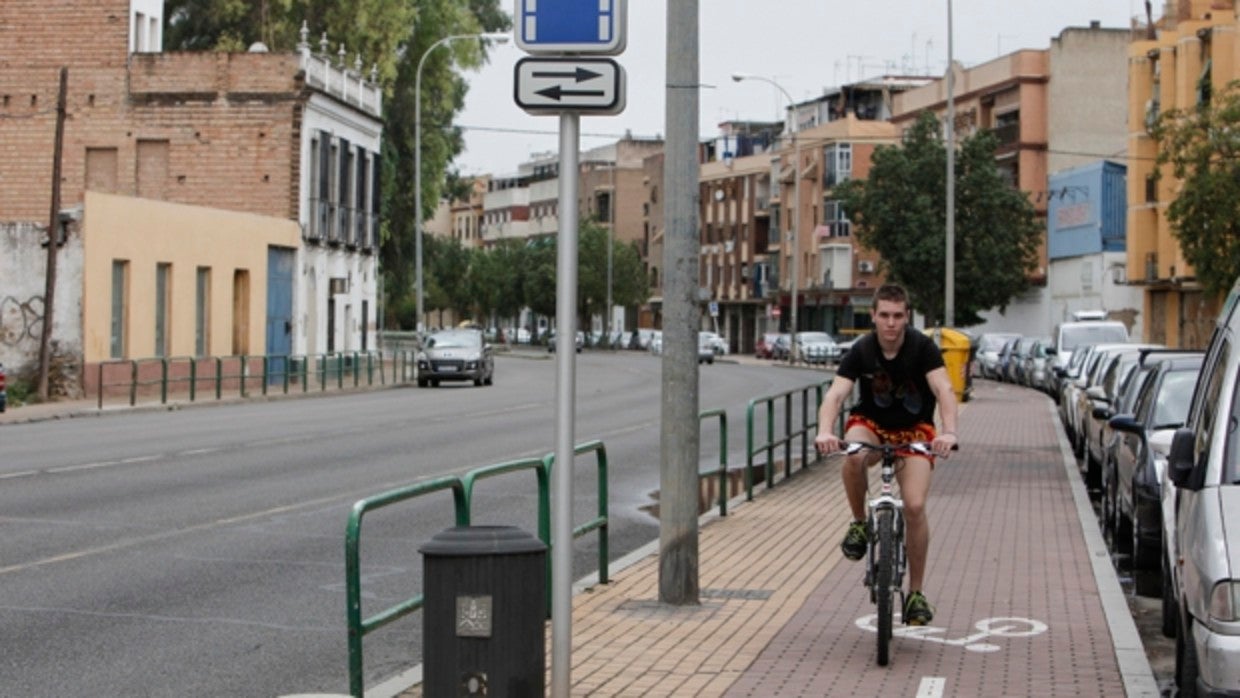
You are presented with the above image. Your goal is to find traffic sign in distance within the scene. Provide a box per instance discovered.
[514,57,626,115]
[515,0,627,55]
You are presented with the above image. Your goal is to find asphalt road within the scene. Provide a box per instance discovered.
[0,351,824,697]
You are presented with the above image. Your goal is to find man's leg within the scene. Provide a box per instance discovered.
[841,425,879,521]
[896,455,932,590]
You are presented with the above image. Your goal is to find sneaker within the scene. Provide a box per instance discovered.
[840,520,868,561]
[904,591,935,626]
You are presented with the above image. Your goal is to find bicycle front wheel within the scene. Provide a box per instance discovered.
[874,507,895,666]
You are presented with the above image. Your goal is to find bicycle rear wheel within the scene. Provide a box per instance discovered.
[874,507,895,666]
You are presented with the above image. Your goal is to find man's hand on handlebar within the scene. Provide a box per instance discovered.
[931,432,958,459]
[815,432,843,455]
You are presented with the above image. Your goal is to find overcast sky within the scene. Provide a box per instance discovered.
[451,0,1151,176]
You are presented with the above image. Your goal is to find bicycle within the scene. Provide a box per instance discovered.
[840,440,953,666]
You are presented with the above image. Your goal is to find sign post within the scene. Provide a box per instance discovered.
[513,3,627,695]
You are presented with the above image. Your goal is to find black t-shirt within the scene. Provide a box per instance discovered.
[836,330,945,428]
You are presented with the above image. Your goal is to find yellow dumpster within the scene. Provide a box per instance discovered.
[927,327,974,403]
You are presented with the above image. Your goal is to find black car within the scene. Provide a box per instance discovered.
[1107,353,1202,579]
[416,329,494,387]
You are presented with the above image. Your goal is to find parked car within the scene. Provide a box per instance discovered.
[834,333,861,361]
[1009,336,1039,386]
[756,333,781,359]
[1108,353,1201,590]
[416,329,494,387]
[1021,338,1053,393]
[1061,343,1130,457]
[1079,345,1163,490]
[699,331,728,355]
[648,331,663,355]
[977,332,1021,380]
[1164,276,1240,696]
[794,332,840,364]
[995,336,1022,383]
[1046,317,1129,397]
[548,330,584,353]
[771,334,792,361]
[697,334,716,364]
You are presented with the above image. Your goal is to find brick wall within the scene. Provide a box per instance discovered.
[0,6,306,223]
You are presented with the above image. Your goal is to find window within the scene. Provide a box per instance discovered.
[824,143,852,187]
[338,138,353,245]
[110,260,129,359]
[195,267,211,356]
[155,263,171,357]
[823,200,851,237]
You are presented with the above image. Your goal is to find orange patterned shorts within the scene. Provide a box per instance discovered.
[845,415,937,466]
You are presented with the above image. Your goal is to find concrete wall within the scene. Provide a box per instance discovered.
[0,222,84,379]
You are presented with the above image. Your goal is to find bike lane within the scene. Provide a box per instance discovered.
[724,381,1156,697]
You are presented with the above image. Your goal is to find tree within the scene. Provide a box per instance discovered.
[837,111,1042,326]
[1151,82,1240,298]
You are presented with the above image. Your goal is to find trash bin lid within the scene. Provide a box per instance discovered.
[419,525,547,557]
[926,327,971,350]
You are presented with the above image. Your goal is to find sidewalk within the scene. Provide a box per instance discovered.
[389,379,1155,697]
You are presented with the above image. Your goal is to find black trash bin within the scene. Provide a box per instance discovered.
[420,526,547,698]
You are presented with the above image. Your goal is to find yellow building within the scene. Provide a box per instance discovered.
[1127,0,1236,347]
[82,191,299,368]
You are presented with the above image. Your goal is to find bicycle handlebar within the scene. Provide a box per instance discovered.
[840,441,960,457]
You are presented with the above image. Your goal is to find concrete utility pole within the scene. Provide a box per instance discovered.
[659,0,701,605]
[37,67,68,401]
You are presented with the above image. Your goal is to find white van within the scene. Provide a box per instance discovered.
[1047,319,1129,397]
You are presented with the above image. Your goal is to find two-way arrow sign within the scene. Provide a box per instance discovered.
[514,57,625,115]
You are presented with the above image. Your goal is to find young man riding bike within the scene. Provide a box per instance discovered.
[814,284,959,625]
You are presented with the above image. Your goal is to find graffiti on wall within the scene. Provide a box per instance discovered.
[1,295,44,347]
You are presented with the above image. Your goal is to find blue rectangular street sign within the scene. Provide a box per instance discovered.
[515,0,626,55]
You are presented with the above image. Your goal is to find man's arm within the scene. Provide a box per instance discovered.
[815,375,855,453]
[926,366,958,455]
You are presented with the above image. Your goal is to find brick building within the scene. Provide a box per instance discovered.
[0,0,382,390]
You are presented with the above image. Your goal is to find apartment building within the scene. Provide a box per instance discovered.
[0,0,383,392]
[891,24,1131,338]
[1127,0,1234,348]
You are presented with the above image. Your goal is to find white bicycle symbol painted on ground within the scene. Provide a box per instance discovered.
[855,615,1048,653]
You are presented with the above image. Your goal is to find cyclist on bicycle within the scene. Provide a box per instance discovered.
[814,284,959,625]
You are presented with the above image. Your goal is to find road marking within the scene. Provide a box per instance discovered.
[180,448,220,456]
[0,470,38,480]
[855,614,1048,653]
[47,461,120,474]
[916,677,946,697]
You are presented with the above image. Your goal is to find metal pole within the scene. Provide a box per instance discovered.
[730,74,797,359]
[660,0,701,606]
[945,0,956,327]
[551,113,580,697]
[606,161,614,341]
[414,34,508,333]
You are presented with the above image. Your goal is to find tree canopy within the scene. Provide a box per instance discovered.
[1151,82,1240,299]
[836,111,1042,326]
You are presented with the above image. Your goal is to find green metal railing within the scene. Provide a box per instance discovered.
[699,408,730,516]
[95,350,418,409]
[744,381,831,500]
[343,440,609,698]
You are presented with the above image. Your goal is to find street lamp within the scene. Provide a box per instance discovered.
[732,72,800,362]
[414,31,509,332]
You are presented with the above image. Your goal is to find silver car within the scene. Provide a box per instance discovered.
[1165,275,1240,696]
[794,332,840,365]
[416,329,494,387]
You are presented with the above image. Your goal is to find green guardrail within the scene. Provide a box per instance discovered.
[95,350,417,409]
[699,408,730,517]
[343,440,609,698]
[744,382,831,501]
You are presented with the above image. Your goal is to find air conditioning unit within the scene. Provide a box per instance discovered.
[858,260,875,273]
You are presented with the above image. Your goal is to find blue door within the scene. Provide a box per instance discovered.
[266,247,295,384]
